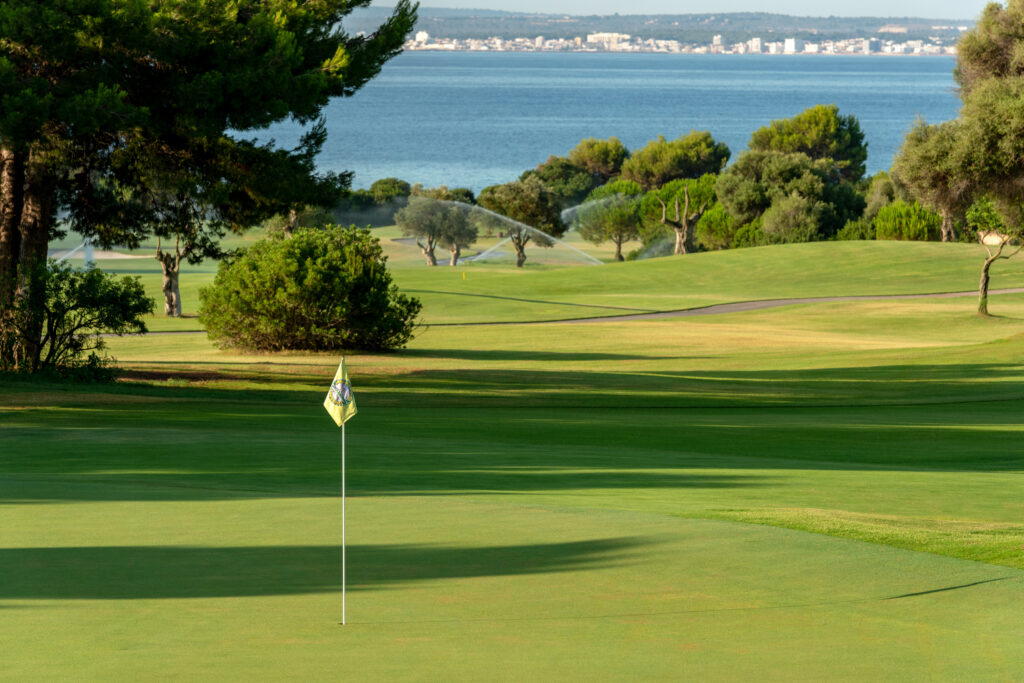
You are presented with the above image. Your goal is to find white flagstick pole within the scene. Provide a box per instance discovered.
[342,421,347,625]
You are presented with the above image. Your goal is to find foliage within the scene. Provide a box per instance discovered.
[694,204,739,250]
[574,180,643,261]
[638,174,717,253]
[520,156,598,209]
[715,150,864,241]
[891,119,967,241]
[942,2,1024,314]
[0,0,417,370]
[873,201,941,241]
[199,226,420,351]
[761,194,830,244]
[477,176,566,267]
[395,194,478,266]
[370,177,412,205]
[0,260,152,376]
[965,197,1009,237]
[836,217,875,241]
[620,131,730,190]
[862,171,908,221]
[954,0,1024,96]
[568,137,630,181]
[748,104,867,182]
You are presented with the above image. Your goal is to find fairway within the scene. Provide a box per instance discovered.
[3,241,1024,680]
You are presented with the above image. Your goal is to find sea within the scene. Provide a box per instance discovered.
[260,52,960,192]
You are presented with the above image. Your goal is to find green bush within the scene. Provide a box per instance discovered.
[695,204,738,250]
[1,260,153,378]
[836,217,876,240]
[199,226,421,352]
[873,201,941,241]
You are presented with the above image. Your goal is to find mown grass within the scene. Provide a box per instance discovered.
[3,241,1023,679]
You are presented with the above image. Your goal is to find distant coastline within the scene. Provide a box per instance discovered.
[405,32,958,57]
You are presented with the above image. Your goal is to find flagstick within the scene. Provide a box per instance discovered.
[342,421,347,626]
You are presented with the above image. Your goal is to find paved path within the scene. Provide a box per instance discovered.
[137,287,1024,334]
[433,287,1024,326]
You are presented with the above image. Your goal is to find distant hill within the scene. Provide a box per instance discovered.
[347,8,973,44]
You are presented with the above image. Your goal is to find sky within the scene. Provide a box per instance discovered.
[376,1,988,20]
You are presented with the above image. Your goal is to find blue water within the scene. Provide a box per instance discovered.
[260,52,960,192]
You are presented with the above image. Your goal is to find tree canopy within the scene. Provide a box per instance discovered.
[0,0,417,370]
[620,131,730,191]
[520,156,598,209]
[892,120,968,242]
[748,104,867,182]
[477,176,565,268]
[574,180,643,261]
[715,150,864,243]
[568,137,630,181]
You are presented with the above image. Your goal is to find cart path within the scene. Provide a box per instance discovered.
[513,287,1024,325]
[137,287,1024,334]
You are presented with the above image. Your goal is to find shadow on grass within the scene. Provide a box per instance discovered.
[3,361,1024,503]
[0,538,650,600]
[400,348,697,363]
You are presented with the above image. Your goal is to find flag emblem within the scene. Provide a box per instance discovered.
[329,379,353,406]
[324,359,357,426]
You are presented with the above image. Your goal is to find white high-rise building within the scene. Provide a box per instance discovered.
[747,37,763,53]
[784,38,804,54]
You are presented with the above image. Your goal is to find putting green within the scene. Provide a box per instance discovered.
[2,491,1021,680]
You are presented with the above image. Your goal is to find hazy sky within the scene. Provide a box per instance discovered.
[385,1,988,20]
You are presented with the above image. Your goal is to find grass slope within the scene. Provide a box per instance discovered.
[3,241,1024,679]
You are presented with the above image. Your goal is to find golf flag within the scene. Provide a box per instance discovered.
[324,358,357,426]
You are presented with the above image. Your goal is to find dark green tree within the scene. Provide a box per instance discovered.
[520,156,599,209]
[370,177,412,205]
[0,0,417,369]
[568,137,630,182]
[748,104,868,182]
[892,120,969,242]
[639,175,718,254]
[199,226,420,352]
[0,260,152,375]
[715,151,864,243]
[943,1,1024,315]
[477,176,566,268]
[620,132,730,191]
[574,180,643,261]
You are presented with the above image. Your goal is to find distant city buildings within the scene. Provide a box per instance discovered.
[405,26,961,56]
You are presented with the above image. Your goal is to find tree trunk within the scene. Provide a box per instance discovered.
[614,238,624,262]
[417,238,437,266]
[156,250,183,317]
[940,211,956,243]
[449,244,460,266]
[673,228,686,255]
[978,251,1000,317]
[511,235,528,268]
[17,157,57,371]
[283,208,298,238]
[0,148,25,308]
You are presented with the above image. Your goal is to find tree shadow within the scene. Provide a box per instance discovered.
[401,348,697,362]
[0,538,652,600]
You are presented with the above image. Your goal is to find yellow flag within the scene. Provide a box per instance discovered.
[324,358,357,426]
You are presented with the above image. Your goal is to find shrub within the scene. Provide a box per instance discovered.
[873,201,941,241]
[836,217,876,240]
[695,204,738,250]
[199,226,421,352]
[1,260,153,378]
